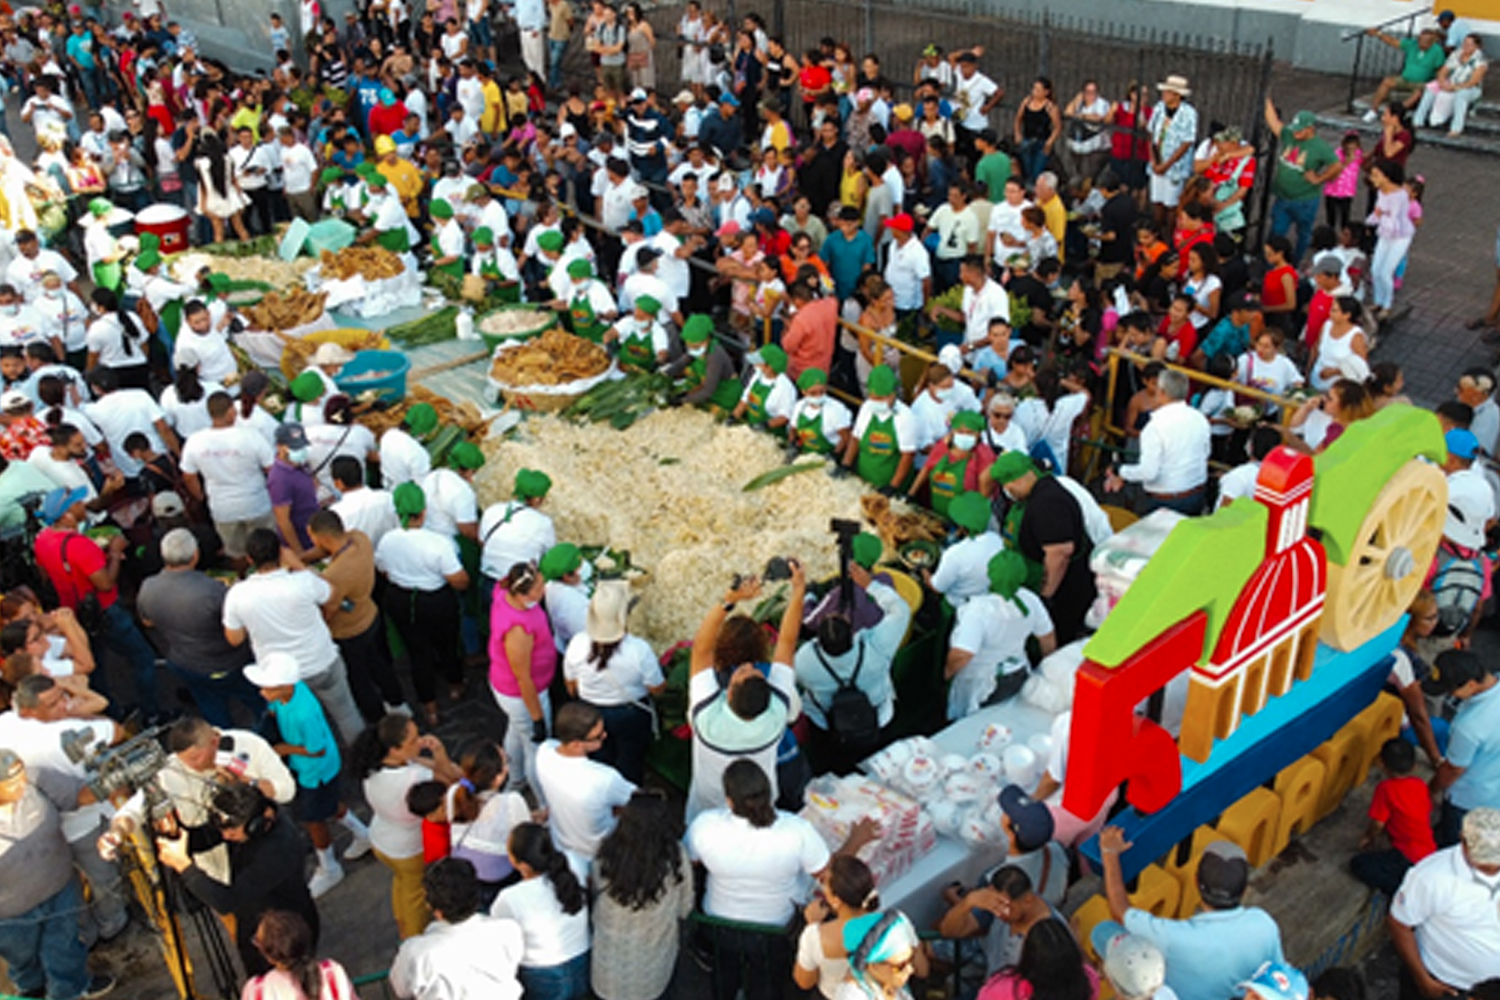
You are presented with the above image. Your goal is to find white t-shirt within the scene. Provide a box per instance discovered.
[949,590,1054,717]
[7,250,76,301]
[534,742,634,862]
[479,502,556,580]
[929,532,1005,604]
[955,71,999,130]
[491,876,591,968]
[1215,460,1262,510]
[419,468,479,538]
[446,786,530,864]
[851,401,919,454]
[83,389,165,478]
[222,570,338,675]
[1390,845,1500,989]
[987,199,1032,256]
[961,279,1012,346]
[796,923,849,1000]
[364,761,433,859]
[563,633,663,705]
[389,913,526,1000]
[306,421,377,503]
[375,527,462,591]
[884,238,932,312]
[33,292,90,352]
[686,809,830,925]
[1015,392,1090,473]
[278,142,318,194]
[175,328,237,384]
[380,427,432,489]
[1234,352,1302,399]
[331,488,400,549]
[545,580,590,654]
[84,313,149,369]
[159,383,221,440]
[0,711,114,841]
[686,665,801,822]
[26,449,94,498]
[180,424,275,523]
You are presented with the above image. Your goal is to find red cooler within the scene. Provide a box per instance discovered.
[135,204,191,254]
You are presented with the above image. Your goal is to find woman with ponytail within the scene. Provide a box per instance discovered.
[83,286,150,390]
[492,821,591,1000]
[36,375,105,454]
[159,351,217,438]
[838,910,927,1000]
[445,739,531,906]
[796,855,883,998]
[240,910,355,1000]
[235,369,281,445]
[349,711,460,940]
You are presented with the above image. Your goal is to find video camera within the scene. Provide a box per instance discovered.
[62,725,170,811]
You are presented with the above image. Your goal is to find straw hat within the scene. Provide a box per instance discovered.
[1157,74,1192,96]
[586,580,631,644]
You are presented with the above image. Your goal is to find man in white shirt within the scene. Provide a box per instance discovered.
[953,54,1002,145]
[882,214,932,317]
[277,128,319,221]
[599,158,637,233]
[933,256,1011,350]
[330,457,399,549]
[180,392,275,561]
[19,76,73,141]
[390,857,526,1000]
[1106,369,1211,515]
[1215,427,1280,511]
[1389,808,1500,995]
[83,368,178,479]
[222,528,364,743]
[946,549,1056,718]
[1456,368,1499,458]
[26,424,105,499]
[6,231,80,303]
[534,702,635,871]
[927,491,1005,605]
[926,185,982,291]
[381,403,435,489]
[479,468,556,584]
[986,178,1033,268]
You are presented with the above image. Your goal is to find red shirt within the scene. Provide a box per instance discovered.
[1303,289,1333,351]
[1158,316,1198,361]
[782,296,840,380]
[1261,264,1298,311]
[35,527,118,610]
[1369,775,1437,863]
[421,818,451,864]
[367,101,409,137]
[799,64,832,103]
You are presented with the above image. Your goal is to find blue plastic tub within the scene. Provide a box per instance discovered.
[336,349,411,403]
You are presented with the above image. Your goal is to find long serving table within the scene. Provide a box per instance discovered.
[864,697,1062,930]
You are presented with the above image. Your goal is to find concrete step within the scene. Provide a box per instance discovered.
[1350,95,1500,120]
[1315,108,1500,156]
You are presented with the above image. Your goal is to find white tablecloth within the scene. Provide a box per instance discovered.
[866,698,1064,930]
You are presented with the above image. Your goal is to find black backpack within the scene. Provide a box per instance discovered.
[813,642,880,747]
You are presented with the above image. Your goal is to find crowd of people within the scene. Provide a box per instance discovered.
[0,1,1499,1000]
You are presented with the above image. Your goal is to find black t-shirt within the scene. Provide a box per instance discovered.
[1008,273,1055,346]
[1018,476,1090,565]
[1098,192,1137,265]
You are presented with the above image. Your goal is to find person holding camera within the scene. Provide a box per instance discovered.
[0,749,116,1000]
[156,781,319,977]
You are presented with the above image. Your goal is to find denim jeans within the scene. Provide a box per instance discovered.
[1349,847,1412,896]
[99,601,159,716]
[167,661,264,729]
[1018,138,1048,182]
[1437,799,1467,849]
[519,951,590,1000]
[0,877,91,1000]
[1269,195,1320,264]
[305,653,366,745]
[1140,486,1206,517]
[548,39,568,91]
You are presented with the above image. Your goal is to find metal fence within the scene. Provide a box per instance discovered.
[640,0,1274,139]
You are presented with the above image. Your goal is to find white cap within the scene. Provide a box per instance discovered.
[628,86,648,102]
[1091,923,1167,1000]
[1445,471,1492,550]
[937,344,964,375]
[243,652,301,688]
[0,390,30,412]
[716,174,736,192]
[558,122,578,139]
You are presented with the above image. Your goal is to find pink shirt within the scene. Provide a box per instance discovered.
[488,594,558,697]
[1326,147,1362,199]
[978,965,1100,1000]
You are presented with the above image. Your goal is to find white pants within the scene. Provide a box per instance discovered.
[521,28,546,80]
[1149,172,1184,208]
[1370,235,1412,310]
[306,653,366,745]
[492,687,551,803]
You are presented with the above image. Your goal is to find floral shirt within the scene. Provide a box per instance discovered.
[1147,101,1199,183]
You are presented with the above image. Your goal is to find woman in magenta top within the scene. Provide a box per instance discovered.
[488,561,557,801]
[976,918,1099,1000]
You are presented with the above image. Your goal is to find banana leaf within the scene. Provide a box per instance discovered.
[742,461,825,492]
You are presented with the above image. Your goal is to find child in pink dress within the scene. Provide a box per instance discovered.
[1323,131,1362,233]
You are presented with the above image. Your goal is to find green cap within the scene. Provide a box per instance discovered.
[393,481,426,525]
[465,183,488,203]
[134,248,162,271]
[537,230,565,253]
[634,295,661,317]
[566,258,593,279]
[758,344,788,374]
[867,365,898,397]
[851,532,883,570]
[365,171,389,188]
[290,370,324,402]
[430,198,454,219]
[988,450,1036,485]
[88,197,114,217]
[447,441,485,470]
[139,232,161,252]
[514,468,552,499]
[987,549,1029,611]
[681,314,713,344]
[355,162,379,178]
[207,272,232,293]
[797,367,827,391]
[405,401,439,436]
[473,226,494,246]
[1289,110,1317,132]
[539,542,583,581]
[948,490,990,534]
[951,410,984,434]
[319,166,344,184]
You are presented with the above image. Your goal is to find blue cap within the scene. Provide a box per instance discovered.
[750,207,776,227]
[997,784,1054,852]
[1238,962,1309,1000]
[1446,428,1480,461]
[40,486,89,525]
[718,92,739,108]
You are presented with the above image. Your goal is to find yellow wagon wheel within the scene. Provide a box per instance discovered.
[1321,460,1447,651]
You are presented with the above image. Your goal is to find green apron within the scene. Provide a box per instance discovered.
[857,410,901,488]
[569,288,608,344]
[430,232,464,281]
[795,407,834,453]
[92,261,121,293]
[477,258,521,303]
[618,324,659,371]
[744,375,773,426]
[158,299,183,346]
[686,353,742,411]
[928,450,972,520]
[376,225,411,253]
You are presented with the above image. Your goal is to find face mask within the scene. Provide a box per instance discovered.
[0,305,17,317]
[1002,486,1019,502]
[931,386,950,403]
[287,447,310,464]
[572,280,587,291]
[42,288,60,299]
[870,401,892,418]
[953,432,977,451]
[688,346,706,358]
[805,398,823,411]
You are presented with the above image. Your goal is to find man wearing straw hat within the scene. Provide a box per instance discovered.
[1146,74,1198,228]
